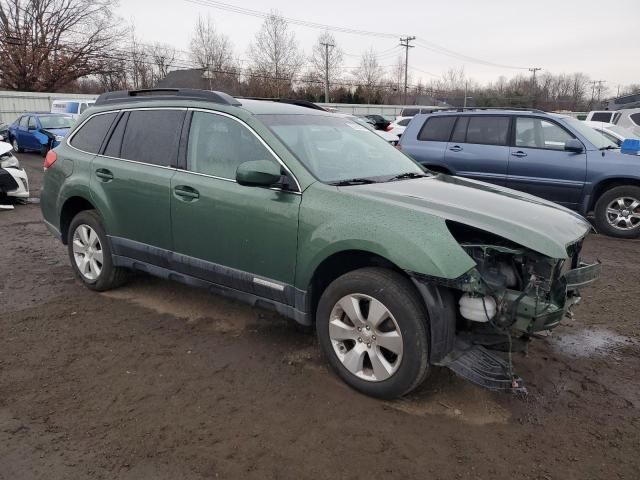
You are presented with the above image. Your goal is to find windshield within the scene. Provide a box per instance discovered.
[564,117,617,149]
[39,115,73,129]
[260,114,424,183]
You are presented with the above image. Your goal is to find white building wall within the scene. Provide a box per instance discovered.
[0,91,98,123]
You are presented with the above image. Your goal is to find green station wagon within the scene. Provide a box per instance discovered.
[41,89,599,398]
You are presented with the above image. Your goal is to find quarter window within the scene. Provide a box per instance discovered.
[450,116,469,143]
[120,110,185,166]
[187,111,276,179]
[630,113,640,127]
[418,116,456,142]
[515,117,574,150]
[70,112,117,154]
[466,116,510,146]
[19,116,28,128]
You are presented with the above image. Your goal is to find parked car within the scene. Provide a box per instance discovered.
[387,116,413,138]
[343,114,400,145]
[612,108,640,136]
[9,113,74,156]
[397,106,445,120]
[398,108,640,238]
[41,89,599,398]
[585,110,621,124]
[0,122,9,142]
[361,114,390,131]
[584,121,639,146]
[0,141,29,201]
[51,99,95,120]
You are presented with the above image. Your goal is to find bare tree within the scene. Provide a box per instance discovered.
[248,11,303,97]
[190,15,234,73]
[0,0,122,91]
[149,42,175,82]
[353,48,385,103]
[309,31,343,99]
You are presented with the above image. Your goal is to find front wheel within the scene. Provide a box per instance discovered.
[594,186,640,238]
[316,267,430,399]
[67,210,127,291]
[11,137,22,153]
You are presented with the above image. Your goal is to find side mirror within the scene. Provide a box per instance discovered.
[236,160,282,187]
[564,139,584,153]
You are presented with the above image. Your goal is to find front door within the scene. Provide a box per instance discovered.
[90,109,185,265]
[507,116,586,209]
[170,110,301,302]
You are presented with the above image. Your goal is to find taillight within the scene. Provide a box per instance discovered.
[385,125,392,132]
[44,150,57,170]
[395,143,402,150]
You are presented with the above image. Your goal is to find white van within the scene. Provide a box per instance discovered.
[51,99,96,119]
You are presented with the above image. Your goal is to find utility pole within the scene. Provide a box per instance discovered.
[590,80,606,106]
[400,36,415,105]
[463,81,468,108]
[528,67,541,107]
[320,41,334,103]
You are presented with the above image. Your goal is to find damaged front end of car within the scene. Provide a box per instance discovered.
[411,221,600,393]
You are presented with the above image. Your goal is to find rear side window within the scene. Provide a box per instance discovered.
[120,110,185,166]
[28,117,37,129]
[19,116,28,128]
[450,116,469,143]
[70,112,117,154]
[630,113,640,127]
[418,116,456,142]
[466,116,510,146]
[103,113,128,157]
[591,112,613,122]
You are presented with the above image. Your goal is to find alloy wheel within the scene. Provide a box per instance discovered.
[72,224,104,281]
[606,197,640,231]
[328,293,403,382]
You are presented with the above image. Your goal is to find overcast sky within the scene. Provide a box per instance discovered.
[118,0,639,93]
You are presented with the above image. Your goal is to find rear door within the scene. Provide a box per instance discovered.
[506,116,586,208]
[170,109,301,302]
[26,116,41,150]
[403,115,456,170]
[89,108,185,264]
[444,115,511,186]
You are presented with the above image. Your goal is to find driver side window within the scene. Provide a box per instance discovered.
[515,117,574,151]
[187,111,277,180]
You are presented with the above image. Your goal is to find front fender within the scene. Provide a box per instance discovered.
[295,182,475,289]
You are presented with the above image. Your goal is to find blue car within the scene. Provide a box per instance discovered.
[398,108,640,238]
[9,113,74,156]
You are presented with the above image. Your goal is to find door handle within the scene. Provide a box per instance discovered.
[174,185,200,200]
[95,168,114,181]
[449,145,463,152]
[511,151,528,158]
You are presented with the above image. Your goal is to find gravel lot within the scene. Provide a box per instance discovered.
[1,153,639,479]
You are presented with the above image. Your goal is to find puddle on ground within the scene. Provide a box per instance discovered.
[548,328,635,358]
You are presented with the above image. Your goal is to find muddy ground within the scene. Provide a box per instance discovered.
[1,153,639,479]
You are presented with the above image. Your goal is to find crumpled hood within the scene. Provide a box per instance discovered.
[344,174,591,259]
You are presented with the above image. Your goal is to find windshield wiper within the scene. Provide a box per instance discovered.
[387,172,428,181]
[330,178,378,186]
[600,145,619,150]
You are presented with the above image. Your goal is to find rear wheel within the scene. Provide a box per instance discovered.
[67,210,127,291]
[316,267,430,399]
[594,186,640,238]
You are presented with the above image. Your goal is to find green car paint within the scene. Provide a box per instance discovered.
[40,95,599,346]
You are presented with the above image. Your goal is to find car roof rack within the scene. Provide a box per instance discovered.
[435,107,547,113]
[94,88,242,107]
[237,97,327,111]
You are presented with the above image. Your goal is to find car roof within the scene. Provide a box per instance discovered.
[239,99,332,116]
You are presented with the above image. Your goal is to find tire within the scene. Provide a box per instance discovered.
[11,137,22,153]
[67,210,127,291]
[316,267,430,399]
[594,185,640,239]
